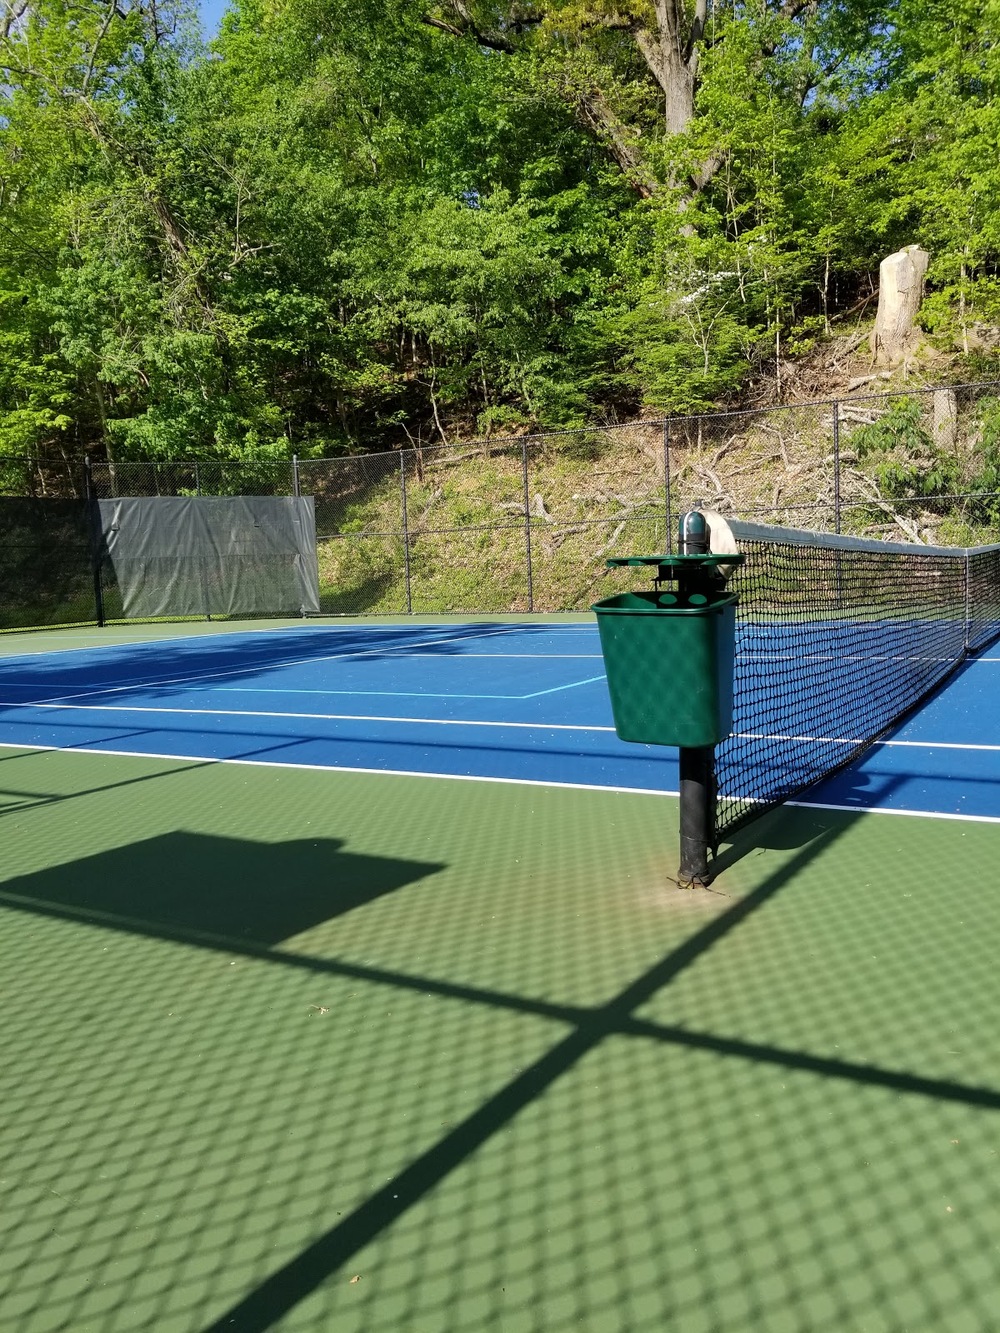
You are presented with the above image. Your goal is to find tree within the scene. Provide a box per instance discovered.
[3,0,1000,464]
[422,0,891,204]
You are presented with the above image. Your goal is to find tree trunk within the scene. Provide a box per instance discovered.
[933,389,958,450]
[636,0,699,136]
[870,245,930,367]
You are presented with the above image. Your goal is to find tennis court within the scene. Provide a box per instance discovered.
[4,609,1000,1331]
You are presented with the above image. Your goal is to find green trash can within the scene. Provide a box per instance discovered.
[592,586,738,749]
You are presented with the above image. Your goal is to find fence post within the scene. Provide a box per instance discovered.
[521,438,534,612]
[194,461,201,496]
[832,399,841,534]
[84,456,106,629]
[400,451,413,614]
[292,454,300,498]
[663,419,673,553]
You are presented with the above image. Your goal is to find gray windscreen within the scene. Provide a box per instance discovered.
[98,496,320,619]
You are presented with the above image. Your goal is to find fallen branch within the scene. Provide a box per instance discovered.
[846,372,892,392]
[542,523,589,551]
[419,487,443,523]
[596,519,629,557]
[844,470,924,542]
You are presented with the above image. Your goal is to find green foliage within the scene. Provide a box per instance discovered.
[850,397,959,498]
[1,0,1000,466]
[965,397,1000,525]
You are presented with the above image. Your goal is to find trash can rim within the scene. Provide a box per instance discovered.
[591,591,739,615]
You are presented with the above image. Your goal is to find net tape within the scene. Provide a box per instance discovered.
[715,521,1000,841]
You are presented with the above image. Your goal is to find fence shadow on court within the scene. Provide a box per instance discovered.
[5,800,1000,1332]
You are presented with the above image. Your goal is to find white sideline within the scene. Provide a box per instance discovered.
[0,700,618,731]
[0,620,599,660]
[1,698,1000,751]
[3,738,1000,824]
[1,698,999,752]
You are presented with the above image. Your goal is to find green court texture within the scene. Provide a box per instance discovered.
[3,635,1000,1330]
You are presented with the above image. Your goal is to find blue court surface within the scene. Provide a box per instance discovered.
[1,619,998,829]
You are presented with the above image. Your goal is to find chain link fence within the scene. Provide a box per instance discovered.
[0,499,99,631]
[4,380,1000,627]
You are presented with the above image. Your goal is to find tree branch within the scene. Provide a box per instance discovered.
[780,0,815,20]
[634,27,667,92]
[0,0,29,41]
[574,10,640,33]
[82,0,120,96]
[420,7,519,53]
[574,87,658,198]
[684,0,708,63]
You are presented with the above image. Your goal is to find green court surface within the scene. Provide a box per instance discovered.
[3,745,1000,1331]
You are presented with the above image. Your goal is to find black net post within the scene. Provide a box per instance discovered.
[676,509,717,888]
[678,746,715,888]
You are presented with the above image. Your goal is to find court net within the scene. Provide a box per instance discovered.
[715,521,1000,840]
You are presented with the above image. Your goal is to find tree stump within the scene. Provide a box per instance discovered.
[871,245,930,367]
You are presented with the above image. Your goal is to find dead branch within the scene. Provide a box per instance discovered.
[843,469,924,542]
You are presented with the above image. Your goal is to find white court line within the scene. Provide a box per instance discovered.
[735,730,1000,752]
[330,653,604,658]
[215,651,605,661]
[786,800,1000,825]
[395,653,603,658]
[523,675,607,697]
[214,688,550,698]
[0,621,599,663]
[873,739,1000,752]
[225,689,535,700]
[0,700,618,731]
[0,740,677,798]
[2,699,998,751]
[4,736,1000,825]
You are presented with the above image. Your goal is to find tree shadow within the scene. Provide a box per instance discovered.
[0,620,537,708]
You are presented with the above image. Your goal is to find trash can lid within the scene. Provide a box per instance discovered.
[606,553,745,571]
